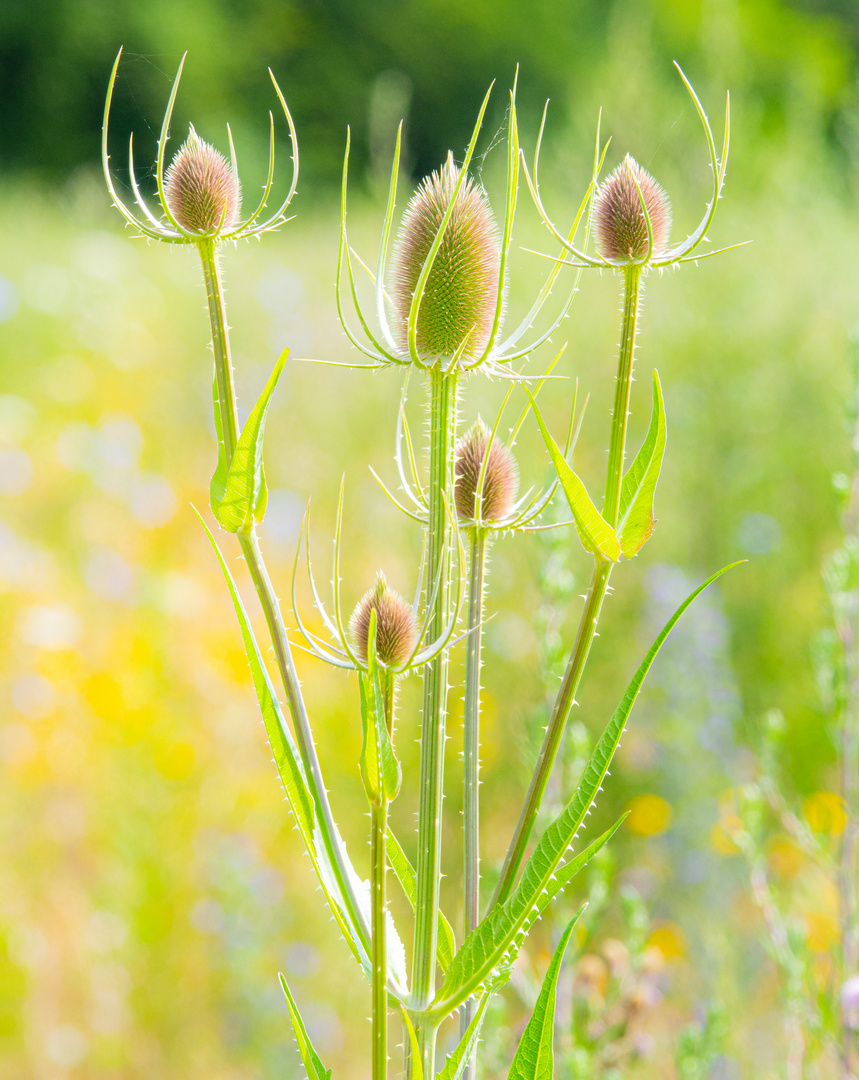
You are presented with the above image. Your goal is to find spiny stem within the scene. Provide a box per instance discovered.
[197,239,373,961]
[371,797,389,1080]
[461,527,488,1069]
[491,265,642,909]
[411,363,458,1077]
[604,264,642,528]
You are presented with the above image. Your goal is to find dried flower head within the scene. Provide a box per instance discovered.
[164,125,242,235]
[391,153,501,362]
[592,154,671,263]
[349,573,418,668]
[455,420,519,522]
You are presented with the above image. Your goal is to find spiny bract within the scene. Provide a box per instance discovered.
[164,125,242,234]
[454,419,519,522]
[391,153,501,362]
[592,154,671,263]
[349,573,418,668]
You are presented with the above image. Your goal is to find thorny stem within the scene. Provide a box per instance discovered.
[491,263,642,909]
[371,795,389,1080]
[411,364,458,1078]
[461,527,488,1073]
[197,239,374,961]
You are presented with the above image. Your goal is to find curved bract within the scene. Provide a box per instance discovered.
[102,48,299,245]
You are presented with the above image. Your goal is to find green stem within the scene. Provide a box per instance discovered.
[411,364,458,1076]
[461,527,487,1066]
[371,798,389,1080]
[603,264,642,529]
[197,239,373,962]
[491,265,642,909]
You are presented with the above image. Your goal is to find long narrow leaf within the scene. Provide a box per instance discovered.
[197,509,368,973]
[216,348,288,532]
[434,561,742,1013]
[436,992,493,1080]
[528,391,620,561]
[387,828,456,972]
[618,370,666,557]
[508,913,582,1080]
[279,974,333,1080]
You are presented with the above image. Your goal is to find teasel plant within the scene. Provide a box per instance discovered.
[104,50,742,1080]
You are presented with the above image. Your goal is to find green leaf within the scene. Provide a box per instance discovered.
[279,973,333,1080]
[400,1008,424,1080]
[197,508,370,974]
[436,992,492,1080]
[210,370,229,514]
[508,914,581,1080]
[434,561,742,1014]
[358,614,402,806]
[618,370,667,558]
[435,822,619,1009]
[386,828,456,973]
[528,391,620,562]
[215,348,288,533]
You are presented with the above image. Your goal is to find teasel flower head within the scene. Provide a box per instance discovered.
[523,64,744,272]
[592,155,671,263]
[349,573,419,668]
[103,48,299,245]
[391,154,501,363]
[334,81,583,377]
[455,419,519,523]
[165,126,242,234]
[292,486,466,674]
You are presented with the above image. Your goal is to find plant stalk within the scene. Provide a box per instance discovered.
[491,264,642,909]
[198,239,373,960]
[411,363,458,1076]
[371,795,389,1080]
[461,527,488,1070]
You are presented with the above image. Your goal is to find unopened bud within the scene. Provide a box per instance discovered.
[593,154,671,262]
[349,572,418,668]
[165,125,241,235]
[392,154,501,361]
[454,420,518,522]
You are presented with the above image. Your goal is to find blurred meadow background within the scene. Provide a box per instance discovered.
[2,0,859,1076]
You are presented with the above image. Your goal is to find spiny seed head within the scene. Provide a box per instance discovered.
[349,572,418,668]
[593,154,671,262]
[164,125,241,235]
[454,419,519,522]
[391,153,501,362]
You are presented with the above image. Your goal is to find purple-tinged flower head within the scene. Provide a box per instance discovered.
[454,419,519,523]
[592,154,671,263]
[391,153,501,362]
[164,126,242,235]
[349,572,418,668]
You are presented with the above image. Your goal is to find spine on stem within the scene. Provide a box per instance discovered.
[411,364,458,1075]
[491,265,643,909]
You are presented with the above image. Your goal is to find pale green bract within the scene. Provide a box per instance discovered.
[618,369,667,557]
[212,347,288,532]
[528,391,621,562]
[358,613,402,806]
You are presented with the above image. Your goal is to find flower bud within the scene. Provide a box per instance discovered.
[391,153,501,362]
[454,420,518,522]
[164,125,241,235]
[349,572,418,668]
[592,154,671,262]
